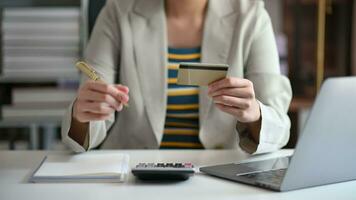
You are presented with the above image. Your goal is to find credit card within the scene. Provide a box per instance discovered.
[177,63,229,86]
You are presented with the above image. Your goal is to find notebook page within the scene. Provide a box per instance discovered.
[34,153,128,177]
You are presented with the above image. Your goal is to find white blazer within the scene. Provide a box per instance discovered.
[62,0,292,154]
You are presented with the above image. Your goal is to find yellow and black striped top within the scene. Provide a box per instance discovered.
[160,47,204,149]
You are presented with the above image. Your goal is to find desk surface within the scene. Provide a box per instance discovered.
[0,150,355,200]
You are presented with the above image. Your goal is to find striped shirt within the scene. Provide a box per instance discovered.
[160,47,204,149]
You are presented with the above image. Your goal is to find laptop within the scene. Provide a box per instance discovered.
[200,77,356,191]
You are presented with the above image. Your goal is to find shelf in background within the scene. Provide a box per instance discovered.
[0,74,80,83]
[283,0,353,96]
[0,0,88,151]
[289,97,314,112]
[0,0,80,7]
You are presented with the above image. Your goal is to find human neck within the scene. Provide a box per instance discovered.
[165,0,208,18]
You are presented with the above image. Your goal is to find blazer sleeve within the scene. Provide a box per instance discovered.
[237,3,292,154]
[61,0,121,152]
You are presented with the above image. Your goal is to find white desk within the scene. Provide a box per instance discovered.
[0,150,355,200]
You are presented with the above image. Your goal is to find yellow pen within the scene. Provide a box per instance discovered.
[75,61,129,107]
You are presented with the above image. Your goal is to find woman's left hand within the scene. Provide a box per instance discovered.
[208,77,261,123]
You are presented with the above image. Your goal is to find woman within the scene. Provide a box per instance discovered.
[62,0,292,154]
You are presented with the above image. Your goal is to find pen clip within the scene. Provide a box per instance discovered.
[75,61,101,81]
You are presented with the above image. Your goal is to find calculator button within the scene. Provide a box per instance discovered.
[174,163,184,168]
[137,163,146,168]
[147,163,155,168]
[184,163,193,168]
[157,163,165,167]
[165,163,174,167]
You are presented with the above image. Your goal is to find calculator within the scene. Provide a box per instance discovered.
[131,162,195,181]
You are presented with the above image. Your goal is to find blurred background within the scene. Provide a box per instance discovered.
[0,0,354,150]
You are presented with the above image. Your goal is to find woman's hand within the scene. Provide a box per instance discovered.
[208,77,260,123]
[73,80,129,123]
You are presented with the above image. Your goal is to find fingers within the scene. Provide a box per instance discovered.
[215,103,241,116]
[212,95,251,109]
[78,102,116,114]
[75,111,112,122]
[208,87,253,99]
[74,98,121,123]
[208,77,261,123]
[214,103,251,123]
[115,84,129,94]
[208,77,255,108]
[115,84,129,106]
[85,81,129,104]
[73,99,114,122]
[73,81,129,123]
[208,77,251,94]
[78,90,121,110]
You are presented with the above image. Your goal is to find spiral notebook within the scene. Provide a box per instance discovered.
[29,152,129,183]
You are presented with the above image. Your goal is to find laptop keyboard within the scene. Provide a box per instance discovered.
[241,168,287,185]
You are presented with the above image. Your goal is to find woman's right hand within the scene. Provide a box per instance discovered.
[73,80,129,123]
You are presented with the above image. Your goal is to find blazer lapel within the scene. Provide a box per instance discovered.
[130,0,167,144]
[199,0,239,127]
[129,0,239,145]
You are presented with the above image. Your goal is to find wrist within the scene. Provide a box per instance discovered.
[251,99,261,122]
[242,100,261,143]
[72,99,86,123]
